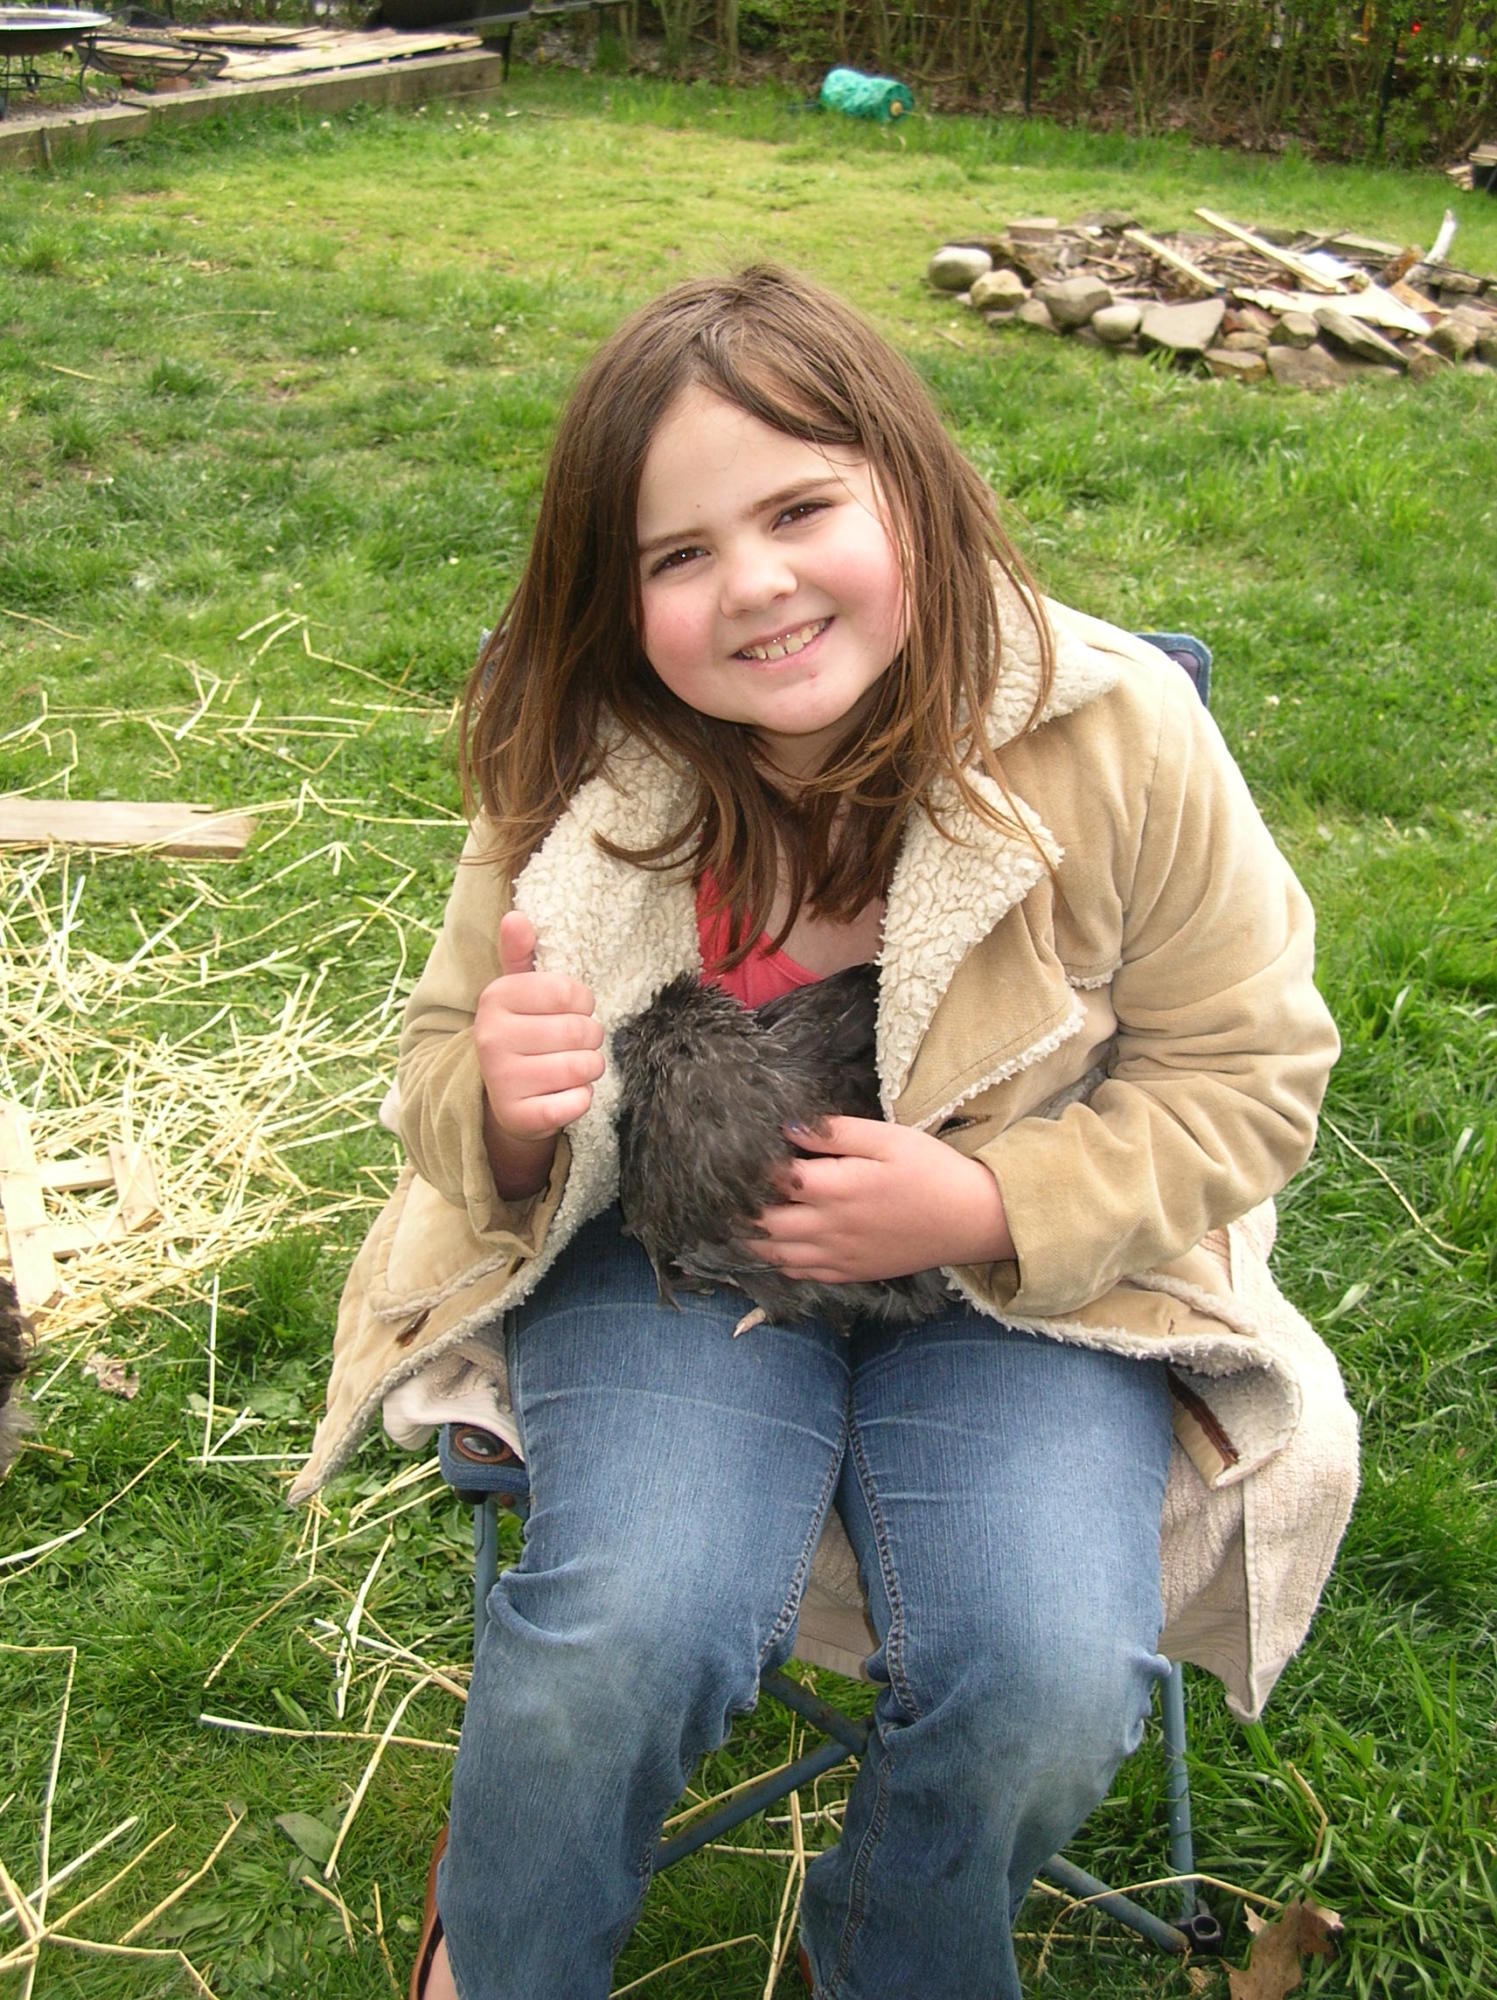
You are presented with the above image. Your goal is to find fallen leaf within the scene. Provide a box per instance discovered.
[275,1811,338,1866]
[82,1352,139,1399]
[1228,1897,1343,2000]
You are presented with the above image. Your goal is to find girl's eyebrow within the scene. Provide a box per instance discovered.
[637,476,846,559]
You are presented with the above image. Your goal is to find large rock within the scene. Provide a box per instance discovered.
[969,267,1028,312]
[1270,311,1320,349]
[1265,342,1349,392]
[1404,341,1454,380]
[1015,297,1059,334]
[1138,297,1226,358]
[1476,328,1497,365]
[1034,273,1113,329]
[1225,303,1277,337]
[1205,347,1267,384]
[928,245,992,292]
[1092,301,1142,345]
[995,236,1060,285]
[1427,315,1478,361]
[1222,329,1270,353]
[1314,307,1408,370]
[1433,269,1483,297]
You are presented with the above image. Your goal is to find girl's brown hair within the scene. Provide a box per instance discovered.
[462,264,1053,965]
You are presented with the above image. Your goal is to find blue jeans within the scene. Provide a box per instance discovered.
[439,1209,1172,2000]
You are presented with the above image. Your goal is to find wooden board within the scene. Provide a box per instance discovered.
[0,1104,60,1316]
[218,29,483,82]
[1196,207,1344,294]
[1121,227,1218,296]
[0,1105,164,1316]
[0,799,254,858]
[173,25,336,49]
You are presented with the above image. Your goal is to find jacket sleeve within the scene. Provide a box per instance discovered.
[973,665,1339,1318]
[396,820,571,1241]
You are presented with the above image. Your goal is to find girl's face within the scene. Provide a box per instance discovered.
[635,386,906,779]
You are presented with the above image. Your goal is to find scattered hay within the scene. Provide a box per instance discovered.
[0,842,408,1361]
[0,1642,239,1999]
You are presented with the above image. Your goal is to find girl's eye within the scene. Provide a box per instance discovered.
[648,545,704,576]
[775,500,826,529]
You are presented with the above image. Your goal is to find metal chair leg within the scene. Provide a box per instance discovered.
[1161,1660,1225,1951]
[458,1461,1225,1954]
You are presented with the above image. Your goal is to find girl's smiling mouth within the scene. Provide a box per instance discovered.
[735,618,831,663]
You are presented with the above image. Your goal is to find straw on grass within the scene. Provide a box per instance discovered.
[1,845,408,1362]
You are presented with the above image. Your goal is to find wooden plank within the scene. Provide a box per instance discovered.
[1195,207,1344,294]
[0,799,254,858]
[219,30,481,81]
[174,25,330,48]
[1390,277,1443,319]
[47,1217,126,1259]
[1121,227,1218,296]
[1324,230,1405,260]
[109,1142,163,1233]
[37,1157,113,1193]
[0,1104,61,1315]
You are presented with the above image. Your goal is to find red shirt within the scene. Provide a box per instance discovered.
[695,873,821,1007]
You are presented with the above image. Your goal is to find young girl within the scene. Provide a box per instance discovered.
[292,266,1358,2000]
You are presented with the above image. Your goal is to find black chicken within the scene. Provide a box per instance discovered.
[0,1276,30,1481]
[613,964,951,1334]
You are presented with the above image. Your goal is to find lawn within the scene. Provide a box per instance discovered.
[1,65,1495,2000]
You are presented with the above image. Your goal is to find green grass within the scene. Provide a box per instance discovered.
[2,66,1495,2000]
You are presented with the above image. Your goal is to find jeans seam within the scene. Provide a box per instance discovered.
[816,1416,915,1999]
[758,1411,849,1670]
[847,1413,921,1721]
[825,1738,893,1999]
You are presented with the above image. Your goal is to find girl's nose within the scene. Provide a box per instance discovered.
[718,537,796,618]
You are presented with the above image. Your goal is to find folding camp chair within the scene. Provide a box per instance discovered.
[429,629,1227,1962]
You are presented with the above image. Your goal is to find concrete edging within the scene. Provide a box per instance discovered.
[0,47,512,170]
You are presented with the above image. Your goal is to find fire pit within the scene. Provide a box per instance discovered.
[0,8,112,113]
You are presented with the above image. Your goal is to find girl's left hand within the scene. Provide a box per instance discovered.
[753,1119,1015,1283]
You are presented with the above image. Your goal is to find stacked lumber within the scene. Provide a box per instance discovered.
[83,23,484,88]
[1447,142,1497,194]
[206,26,483,82]
[928,208,1497,388]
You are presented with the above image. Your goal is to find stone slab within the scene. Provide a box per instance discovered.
[1015,297,1058,334]
[1205,347,1267,383]
[1092,301,1142,345]
[1138,296,1225,357]
[1265,343,1348,392]
[1314,306,1408,370]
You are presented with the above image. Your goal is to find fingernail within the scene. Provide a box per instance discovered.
[786,1121,810,1136]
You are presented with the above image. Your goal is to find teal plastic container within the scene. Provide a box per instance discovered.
[819,66,914,122]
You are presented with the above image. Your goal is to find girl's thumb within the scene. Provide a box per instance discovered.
[498,909,537,978]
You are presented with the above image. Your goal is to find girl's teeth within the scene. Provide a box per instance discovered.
[741,619,827,662]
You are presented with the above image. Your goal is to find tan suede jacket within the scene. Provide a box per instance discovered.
[293,593,1357,1720]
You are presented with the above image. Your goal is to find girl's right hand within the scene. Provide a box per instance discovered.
[475,911,605,1143]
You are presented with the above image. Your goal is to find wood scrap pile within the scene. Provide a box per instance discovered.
[928,207,1497,389]
[1447,142,1497,194]
[83,23,484,91]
